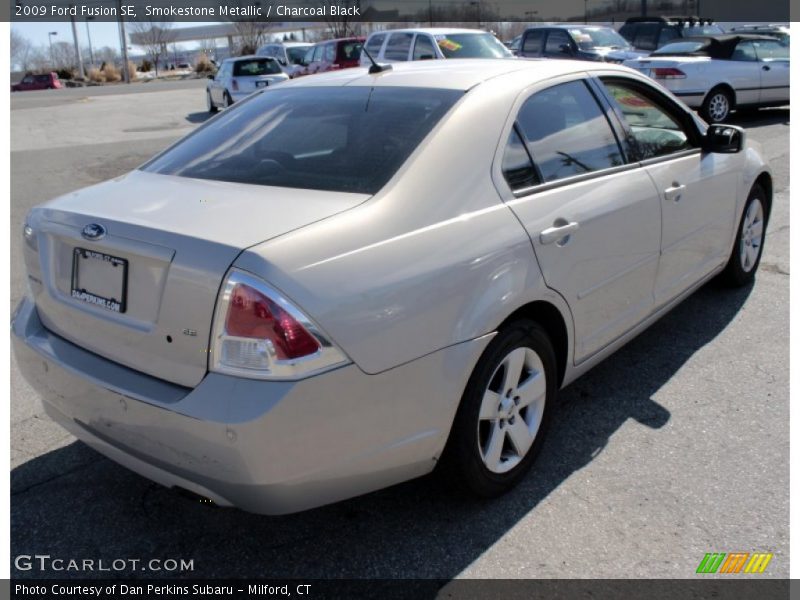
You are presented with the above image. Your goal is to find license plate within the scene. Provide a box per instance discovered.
[71,248,128,313]
[256,80,269,88]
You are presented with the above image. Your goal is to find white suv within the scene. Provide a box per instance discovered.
[360,28,512,66]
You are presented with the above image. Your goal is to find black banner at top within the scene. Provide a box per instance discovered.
[5,0,793,22]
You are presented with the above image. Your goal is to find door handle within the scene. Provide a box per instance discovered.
[540,221,579,245]
[664,182,687,202]
[762,65,771,71]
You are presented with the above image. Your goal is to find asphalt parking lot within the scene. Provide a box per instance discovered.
[9,81,789,580]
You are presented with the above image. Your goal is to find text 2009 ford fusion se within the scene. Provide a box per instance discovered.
[13,59,771,514]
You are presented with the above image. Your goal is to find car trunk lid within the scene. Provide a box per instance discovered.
[27,170,368,387]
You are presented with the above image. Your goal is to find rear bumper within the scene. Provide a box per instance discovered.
[12,296,490,514]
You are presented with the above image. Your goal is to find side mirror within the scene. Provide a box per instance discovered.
[704,124,745,153]
[559,44,573,55]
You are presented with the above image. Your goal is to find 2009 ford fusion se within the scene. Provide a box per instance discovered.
[13,59,771,514]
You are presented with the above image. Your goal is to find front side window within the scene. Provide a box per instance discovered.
[545,30,572,54]
[384,32,413,60]
[337,41,363,62]
[323,43,336,62]
[732,41,757,61]
[143,86,462,195]
[603,80,692,160]
[286,47,309,64]
[413,34,437,60]
[753,39,789,60]
[516,80,623,183]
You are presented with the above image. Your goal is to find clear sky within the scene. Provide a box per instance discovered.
[13,21,220,52]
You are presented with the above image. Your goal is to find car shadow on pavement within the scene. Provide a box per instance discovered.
[11,279,753,580]
[729,107,789,128]
[185,111,214,124]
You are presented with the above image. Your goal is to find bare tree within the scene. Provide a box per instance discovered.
[320,0,362,38]
[50,41,76,70]
[94,46,120,66]
[230,21,272,55]
[11,28,33,71]
[130,20,176,76]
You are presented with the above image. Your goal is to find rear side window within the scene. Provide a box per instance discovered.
[633,23,659,50]
[365,34,386,56]
[521,30,544,56]
[413,35,437,60]
[754,40,789,59]
[143,86,463,195]
[384,32,413,60]
[516,80,623,183]
[502,128,540,191]
[732,42,757,61]
[232,59,281,76]
[337,41,362,61]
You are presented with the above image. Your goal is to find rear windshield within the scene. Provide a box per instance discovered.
[683,25,724,36]
[436,33,512,58]
[232,59,281,76]
[337,41,363,61]
[653,41,707,55]
[143,86,462,194]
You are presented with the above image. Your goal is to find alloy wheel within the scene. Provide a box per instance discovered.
[739,197,765,273]
[708,93,730,122]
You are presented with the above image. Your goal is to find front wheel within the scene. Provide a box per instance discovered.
[440,320,556,497]
[223,91,233,108]
[206,90,218,113]
[720,184,767,287]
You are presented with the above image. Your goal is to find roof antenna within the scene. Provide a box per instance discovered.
[361,45,392,74]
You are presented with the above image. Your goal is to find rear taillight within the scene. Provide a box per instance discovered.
[210,269,349,380]
[653,68,686,79]
[231,78,239,91]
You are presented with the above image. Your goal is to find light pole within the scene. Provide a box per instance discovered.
[585,0,588,23]
[85,17,95,67]
[470,1,481,26]
[48,31,58,69]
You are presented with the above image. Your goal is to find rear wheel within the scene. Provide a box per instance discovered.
[206,90,218,113]
[702,87,733,123]
[441,320,556,497]
[720,184,767,286]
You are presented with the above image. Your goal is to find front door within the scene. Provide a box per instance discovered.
[753,39,790,104]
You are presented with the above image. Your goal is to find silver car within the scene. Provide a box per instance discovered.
[256,41,313,78]
[14,60,772,514]
[206,55,289,111]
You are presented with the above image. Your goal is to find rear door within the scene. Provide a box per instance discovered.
[753,39,790,103]
[598,76,739,305]
[729,41,761,105]
[543,29,574,59]
[497,77,662,362]
[412,33,438,60]
[520,29,545,57]
[383,32,413,62]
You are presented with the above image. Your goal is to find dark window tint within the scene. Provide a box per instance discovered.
[517,80,622,183]
[287,46,309,64]
[143,87,462,195]
[603,80,692,160]
[521,29,544,55]
[34,75,51,83]
[618,23,635,41]
[232,59,281,76]
[732,41,757,61]
[366,34,386,56]
[657,27,680,46]
[545,30,572,54]
[502,128,540,191]
[337,41,362,61]
[413,34,437,60]
[633,23,659,50]
[384,32,413,60]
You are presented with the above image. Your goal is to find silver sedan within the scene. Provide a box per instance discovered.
[13,59,772,514]
[206,55,289,111]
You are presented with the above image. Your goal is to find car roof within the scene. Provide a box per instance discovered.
[279,57,633,91]
[654,34,782,57]
[224,55,277,62]
[525,24,615,30]
[368,28,488,36]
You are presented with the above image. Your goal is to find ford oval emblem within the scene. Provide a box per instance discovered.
[81,223,106,241]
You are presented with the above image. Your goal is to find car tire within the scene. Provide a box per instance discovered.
[440,319,556,497]
[702,87,733,123]
[223,91,233,108]
[207,91,218,113]
[720,184,768,287]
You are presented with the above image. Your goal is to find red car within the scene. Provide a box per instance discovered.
[298,37,365,76]
[11,72,63,92]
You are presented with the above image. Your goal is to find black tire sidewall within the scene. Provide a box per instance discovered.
[722,185,767,286]
[443,320,557,497]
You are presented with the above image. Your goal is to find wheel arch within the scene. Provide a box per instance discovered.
[705,83,737,108]
[754,171,773,219]
[497,300,570,389]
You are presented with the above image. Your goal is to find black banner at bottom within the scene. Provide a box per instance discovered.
[5,579,793,600]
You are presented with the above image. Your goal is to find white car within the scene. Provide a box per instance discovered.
[206,56,289,112]
[623,34,789,122]
[256,41,313,78]
[360,27,512,66]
